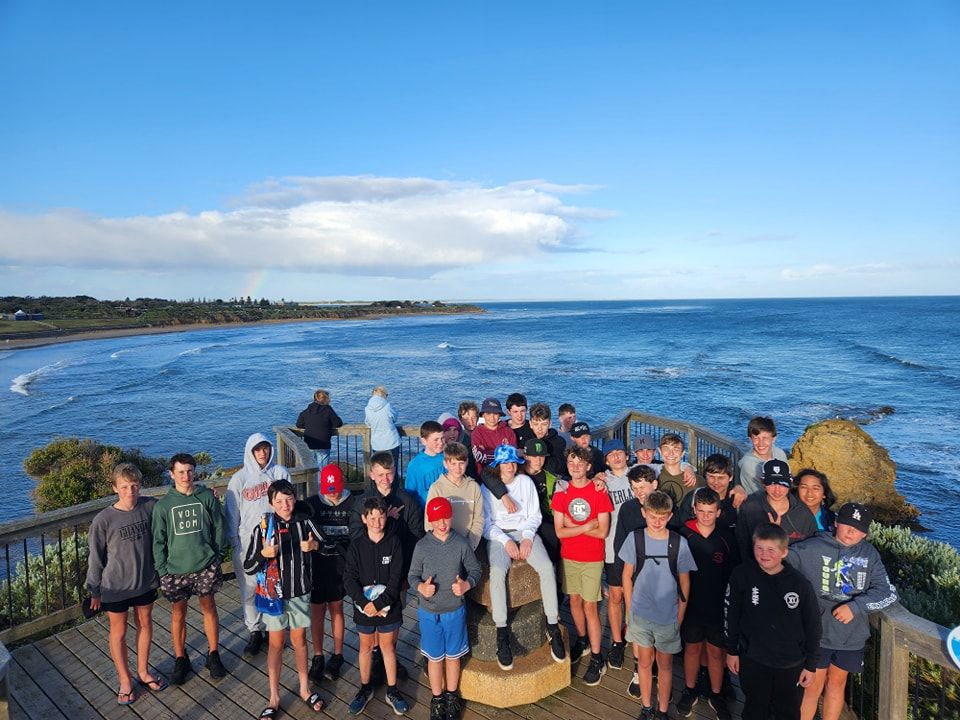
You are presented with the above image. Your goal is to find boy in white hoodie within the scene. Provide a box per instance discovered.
[225,432,291,657]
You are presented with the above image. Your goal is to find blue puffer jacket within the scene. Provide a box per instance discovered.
[364,395,400,451]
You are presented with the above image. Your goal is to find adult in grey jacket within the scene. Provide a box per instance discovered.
[365,385,401,469]
[788,503,898,720]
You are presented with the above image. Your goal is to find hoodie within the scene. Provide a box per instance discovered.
[788,532,898,650]
[349,481,425,576]
[737,490,818,562]
[364,394,401,451]
[225,433,291,551]
[296,402,343,450]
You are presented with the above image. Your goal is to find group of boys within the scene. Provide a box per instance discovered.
[154,403,896,720]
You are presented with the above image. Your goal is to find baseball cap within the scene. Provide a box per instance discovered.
[762,459,792,488]
[633,434,656,451]
[603,439,626,456]
[836,502,872,533]
[426,496,453,522]
[489,444,523,466]
[524,438,549,457]
[480,397,505,415]
[570,422,591,438]
[319,465,344,495]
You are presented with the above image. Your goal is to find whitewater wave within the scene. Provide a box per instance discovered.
[10,360,68,396]
[437,342,452,349]
[646,367,683,379]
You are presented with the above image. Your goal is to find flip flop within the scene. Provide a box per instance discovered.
[258,707,280,719]
[137,674,168,692]
[117,689,137,706]
[303,692,325,712]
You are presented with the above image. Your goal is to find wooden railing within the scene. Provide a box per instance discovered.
[1,410,956,718]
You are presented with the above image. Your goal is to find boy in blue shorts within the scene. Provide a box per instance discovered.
[409,497,482,720]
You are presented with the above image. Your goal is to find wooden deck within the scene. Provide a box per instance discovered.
[7,577,743,719]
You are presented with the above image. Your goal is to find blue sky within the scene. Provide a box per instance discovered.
[1,1,957,301]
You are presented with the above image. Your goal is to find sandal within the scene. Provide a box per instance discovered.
[117,689,137,706]
[303,692,325,712]
[137,674,168,692]
[258,707,280,719]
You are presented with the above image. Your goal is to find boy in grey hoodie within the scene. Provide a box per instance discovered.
[225,432,291,656]
[789,503,898,720]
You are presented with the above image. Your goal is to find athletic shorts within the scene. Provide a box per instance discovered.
[680,616,725,648]
[562,560,603,602]
[626,615,682,654]
[263,594,311,631]
[101,588,157,614]
[159,560,222,603]
[816,646,865,673]
[418,605,469,661]
[604,562,624,588]
[310,553,346,603]
[356,620,402,635]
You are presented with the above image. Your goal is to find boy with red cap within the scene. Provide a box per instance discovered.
[306,464,354,683]
[409,496,482,720]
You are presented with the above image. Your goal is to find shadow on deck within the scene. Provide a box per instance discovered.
[8,576,743,719]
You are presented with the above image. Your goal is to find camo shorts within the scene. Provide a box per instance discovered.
[160,560,223,603]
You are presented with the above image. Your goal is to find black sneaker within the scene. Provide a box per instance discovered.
[653,711,669,720]
[638,705,655,720]
[430,695,446,720]
[309,654,325,684]
[496,627,513,671]
[547,624,566,663]
[170,655,191,685]
[244,630,265,657]
[349,686,373,715]
[677,686,699,716]
[627,671,641,698]
[326,653,344,679]
[443,690,463,720]
[569,635,588,662]
[583,652,606,686]
[708,692,732,720]
[385,687,410,715]
[608,641,625,670]
[205,650,226,680]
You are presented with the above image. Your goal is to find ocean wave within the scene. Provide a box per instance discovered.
[847,341,934,370]
[645,366,683,379]
[178,346,204,356]
[10,360,69,396]
[437,342,452,349]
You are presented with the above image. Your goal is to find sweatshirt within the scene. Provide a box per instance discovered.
[306,490,354,558]
[788,532,898,651]
[482,473,541,546]
[737,491,818,562]
[86,497,159,603]
[349,482,425,576]
[152,483,226,576]
[725,561,822,670]
[344,531,404,628]
[424,473,485,550]
[404,451,446,508]
[364,395,401,451]
[296,402,343,451]
[470,422,516,473]
[225,433,291,551]
[407,531,482,614]
[243,502,321,599]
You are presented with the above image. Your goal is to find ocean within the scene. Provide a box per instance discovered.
[2,297,959,546]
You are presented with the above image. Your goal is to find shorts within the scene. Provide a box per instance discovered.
[817,646,865,673]
[159,560,223,603]
[418,605,469,661]
[626,615,682,654]
[604,562,624,588]
[101,588,157,614]
[680,616,725,648]
[311,553,346,603]
[562,560,603,602]
[357,620,402,635]
[263,594,311,631]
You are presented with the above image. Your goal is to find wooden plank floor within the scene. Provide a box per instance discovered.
[9,577,743,719]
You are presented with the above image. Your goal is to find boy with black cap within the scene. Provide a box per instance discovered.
[736,459,817,562]
[522,436,565,567]
[569,422,606,477]
[789,503,898,720]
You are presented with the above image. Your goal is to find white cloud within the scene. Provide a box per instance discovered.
[0,176,612,278]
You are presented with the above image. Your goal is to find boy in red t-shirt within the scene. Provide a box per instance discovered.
[552,444,613,686]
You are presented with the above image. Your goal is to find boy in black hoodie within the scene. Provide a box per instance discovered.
[725,523,821,720]
[296,389,343,468]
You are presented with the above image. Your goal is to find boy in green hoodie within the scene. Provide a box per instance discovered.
[152,453,228,685]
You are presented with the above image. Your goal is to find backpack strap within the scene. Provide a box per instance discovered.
[667,530,685,602]
[632,527,647,582]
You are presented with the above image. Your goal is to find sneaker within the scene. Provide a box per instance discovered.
[638,706,655,720]
[583,653,606,686]
[308,654,325,684]
[444,690,463,720]
[627,671,641,698]
[569,635,588,662]
[326,652,344,679]
[244,630,265,657]
[349,686,373,715]
[547,624,566,663]
[170,655,191,686]
[608,641,625,670]
[653,711,669,720]
[385,687,410,715]
[205,650,226,680]
[430,695,446,720]
[677,686,699,716]
[708,692,732,720]
[496,627,513,671]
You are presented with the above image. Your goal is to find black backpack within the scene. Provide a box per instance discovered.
[632,529,686,602]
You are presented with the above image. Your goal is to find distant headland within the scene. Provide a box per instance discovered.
[0,295,484,349]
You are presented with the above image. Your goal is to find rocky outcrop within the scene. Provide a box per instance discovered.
[789,419,919,525]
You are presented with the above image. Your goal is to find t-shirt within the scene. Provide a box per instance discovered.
[738,447,788,496]
[618,529,697,625]
[657,467,698,510]
[551,481,613,563]
[604,470,634,563]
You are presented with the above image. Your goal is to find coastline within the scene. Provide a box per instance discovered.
[0,309,483,351]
